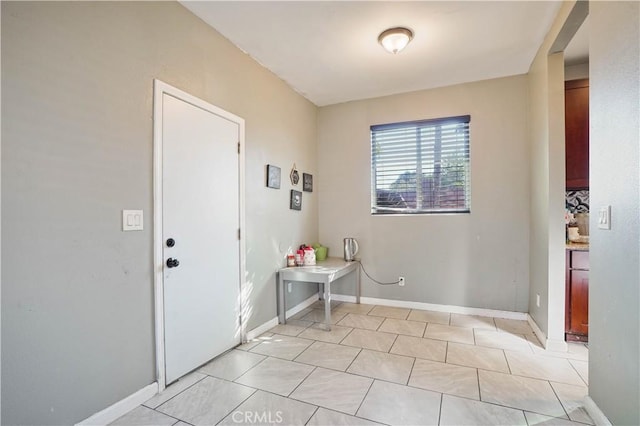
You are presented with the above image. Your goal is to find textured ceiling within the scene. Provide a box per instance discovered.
[182,1,564,106]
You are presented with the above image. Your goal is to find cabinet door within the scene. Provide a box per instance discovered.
[565,79,589,189]
[571,250,589,270]
[569,270,589,335]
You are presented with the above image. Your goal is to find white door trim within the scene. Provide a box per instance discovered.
[152,79,246,391]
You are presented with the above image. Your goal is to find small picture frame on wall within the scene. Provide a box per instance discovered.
[266,164,281,189]
[290,190,302,211]
[290,165,300,186]
[303,173,313,192]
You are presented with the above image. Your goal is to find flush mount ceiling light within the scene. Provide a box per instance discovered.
[378,27,414,54]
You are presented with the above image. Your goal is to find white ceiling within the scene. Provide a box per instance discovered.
[182,1,563,106]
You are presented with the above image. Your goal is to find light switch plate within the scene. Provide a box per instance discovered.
[122,210,144,231]
[598,205,611,230]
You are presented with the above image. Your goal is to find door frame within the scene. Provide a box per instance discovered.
[152,79,246,391]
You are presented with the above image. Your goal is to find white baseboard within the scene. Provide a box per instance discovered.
[527,314,547,347]
[333,294,528,321]
[246,317,278,341]
[331,294,354,303]
[246,293,321,342]
[584,396,612,426]
[545,338,568,352]
[526,314,568,351]
[286,293,319,319]
[76,382,158,426]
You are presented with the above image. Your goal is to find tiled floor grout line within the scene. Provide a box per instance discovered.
[302,406,320,426]
[344,347,363,372]
[204,364,307,398]
[149,407,190,425]
[352,376,376,420]
[436,392,444,426]
[213,387,259,426]
[388,333,400,353]
[285,365,318,398]
[152,373,259,425]
[502,349,513,375]
[568,358,589,387]
[338,327,355,344]
[234,381,320,420]
[406,355,417,386]
[548,379,572,421]
[524,411,532,426]
[146,372,208,410]
[374,314,383,331]
[227,355,270,383]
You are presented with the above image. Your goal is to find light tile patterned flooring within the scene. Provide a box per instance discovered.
[113,302,592,426]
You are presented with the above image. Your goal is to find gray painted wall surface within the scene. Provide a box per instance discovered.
[1,2,317,424]
[527,1,575,344]
[589,2,640,424]
[318,76,530,312]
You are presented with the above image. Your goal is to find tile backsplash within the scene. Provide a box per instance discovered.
[566,190,589,213]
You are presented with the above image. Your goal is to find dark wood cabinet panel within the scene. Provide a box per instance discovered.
[565,79,589,189]
[565,249,589,342]
[569,270,589,336]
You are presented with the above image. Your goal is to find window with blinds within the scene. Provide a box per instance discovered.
[371,115,470,214]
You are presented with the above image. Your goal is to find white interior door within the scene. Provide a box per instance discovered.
[161,92,241,384]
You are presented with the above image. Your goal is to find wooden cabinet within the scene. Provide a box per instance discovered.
[565,79,589,189]
[565,249,589,342]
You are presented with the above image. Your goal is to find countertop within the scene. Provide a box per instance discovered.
[566,242,589,251]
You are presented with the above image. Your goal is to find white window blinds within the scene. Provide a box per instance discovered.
[371,115,470,214]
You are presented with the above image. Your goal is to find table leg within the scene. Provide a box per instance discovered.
[356,263,361,304]
[278,273,286,324]
[322,278,332,331]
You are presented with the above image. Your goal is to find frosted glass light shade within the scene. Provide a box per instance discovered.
[378,27,414,54]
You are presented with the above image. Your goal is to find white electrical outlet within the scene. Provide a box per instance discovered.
[288,282,292,293]
[399,277,405,286]
[536,294,540,307]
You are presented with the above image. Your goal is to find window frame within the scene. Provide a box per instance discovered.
[370,115,471,216]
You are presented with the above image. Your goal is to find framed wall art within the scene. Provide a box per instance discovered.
[303,173,313,192]
[290,190,302,211]
[290,164,300,186]
[266,164,281,189]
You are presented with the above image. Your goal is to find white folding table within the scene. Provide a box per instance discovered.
[277,257,360,330]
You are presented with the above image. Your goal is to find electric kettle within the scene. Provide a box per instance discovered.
[343,237,359,262]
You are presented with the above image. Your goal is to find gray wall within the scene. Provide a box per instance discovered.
[527,1,575,347]
[1,2,317,424]
[589,2,640,424]
[317,75,531,312]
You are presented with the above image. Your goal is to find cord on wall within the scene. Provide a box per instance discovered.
[356,260,400,286]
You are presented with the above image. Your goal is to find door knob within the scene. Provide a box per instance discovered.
[166,258,180,268]
[166,238,175,247]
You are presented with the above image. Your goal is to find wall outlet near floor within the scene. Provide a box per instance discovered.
[399,276,405,286]
[536,294,540,307]
[288,282,292,293]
